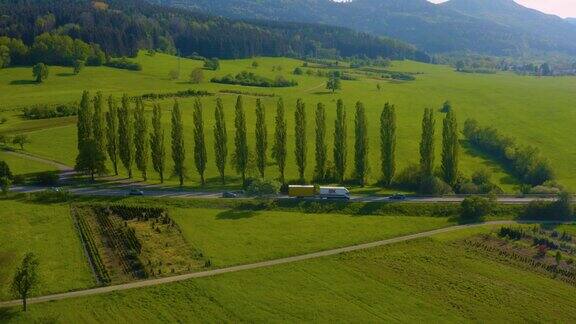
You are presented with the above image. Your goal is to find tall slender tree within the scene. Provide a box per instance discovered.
[106,96,119,175]
[441,109,459,185]
[75,90,92,166]
[92,92,107,164]
[334,99,347,183]
[134,98,148,180]
[419,108,435,178]
[234,96,249,184]
[272,98,287,183]
[354,101,369,186]
[171,100,186,186]
[380,102,396,186]
[255,99,268,178]
[118,94,134,178]
[193,99,207,186]
[294,99,307,182]
[314,102,327,181]
[75,91,105,180]
[150,103,166,183]
[213,98,228,184]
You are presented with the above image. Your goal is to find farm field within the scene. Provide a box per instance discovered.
[3,225,576,323]
[2,52,576,191]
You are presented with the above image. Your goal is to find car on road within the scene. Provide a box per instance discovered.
[222,191,239,198]
[390,193,407,200]
[129,188,144,196]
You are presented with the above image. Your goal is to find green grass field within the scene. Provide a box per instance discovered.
[2,52,575,191]
[0,152,57,176]
[4,225,576,323]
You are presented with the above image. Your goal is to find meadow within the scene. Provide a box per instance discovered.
[3,225,576,323]
[3,52,575,192]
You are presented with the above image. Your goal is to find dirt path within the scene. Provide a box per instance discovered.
[3,220,566,308]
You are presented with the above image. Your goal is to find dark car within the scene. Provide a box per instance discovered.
[390,193,407,200]
[222,191,239,198]
[129,189,144,196]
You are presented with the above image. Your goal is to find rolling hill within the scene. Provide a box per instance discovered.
[152,0,576,57]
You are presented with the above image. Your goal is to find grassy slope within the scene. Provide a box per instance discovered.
[0,200,94,301]
[4,226,576,323]
[0,152,57,175]
[1,53,575,191]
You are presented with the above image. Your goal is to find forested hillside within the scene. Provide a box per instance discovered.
[154,0,576,57]
[0,0,428,65]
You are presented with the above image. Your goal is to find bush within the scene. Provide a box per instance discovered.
[0,176,11,195]
[204,58,220,71]
[246,178,281,197]
[211,71,297,87]
[460,196,496,220]
[395,163,422,190]
[35,172,59,185]
[419,176,453,195]
[0,160,12,179]
[104,58,142,71]
[22,103,78,120]
[293,67,303,75]
[31,188,71,203]
[530,185,561,195]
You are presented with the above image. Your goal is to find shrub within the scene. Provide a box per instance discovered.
[395,163,422,190]
[0,160,12,179]
[460,196,496,220]
[104,58,142,71]
[293,67,303,75]
[22,103,78,120]
[211,71,297,87]
[530,185,561,195]
[35,172,59,185]
[203,58,220,71]
[0,176,11,195]
[31,188,71,202]
[419,176,453,195]
[246,178,281,197]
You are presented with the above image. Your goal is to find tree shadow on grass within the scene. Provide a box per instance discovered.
[0,308,18,322]
[459,139,520,187]
[56,72,75,77]
[312,91,334,95]
[9,80,38,85]
[216,209,256,220]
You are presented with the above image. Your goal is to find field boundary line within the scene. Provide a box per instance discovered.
[1,220,571,308]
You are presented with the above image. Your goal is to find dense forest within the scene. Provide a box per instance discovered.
[0,0,429,65]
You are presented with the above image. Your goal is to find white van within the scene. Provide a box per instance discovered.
[318,187,350,200]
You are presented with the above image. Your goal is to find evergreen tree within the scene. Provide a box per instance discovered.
[105,96,119,175]
[419,108,435,178]
[255,99,268,178]
[441,110,459,185]
[171,100,186,186]
[213,98,228,184]
[193,99,207,186]
[118,94,134,178]
[294,99,307,182]
[314,102,327,181]
[354,101,369,186]
[233,96,249,184]
[380,102,396,186]
[272,98,287,183]
[92,92,107,173]
[150,103,166,183]
[334,99,347,183]
[134,98,148,180]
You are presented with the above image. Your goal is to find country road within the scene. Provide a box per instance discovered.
[2,220,567,309]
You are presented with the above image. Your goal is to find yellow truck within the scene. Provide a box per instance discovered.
[288,185,350,200]
[288,185,318,198]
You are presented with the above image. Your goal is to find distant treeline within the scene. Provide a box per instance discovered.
[0,0,429,65]
[212,72,297,87]
[22,103,78,120]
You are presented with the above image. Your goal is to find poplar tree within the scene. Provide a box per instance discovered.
[234,96,248,184]
[118,94,134,178]
[334,99,347,183]
[150,103,166,183]
[314,102,327,181]
[272,98,287,183]
[419,108,435,178]
[171,100,186,186]
[354,101,369,186]
[213,98,228,184]
[75,91,106,180]
[106,96,119,175]
[92,92,107,173]
[380,102,396,186]
[441,110,459,185]
[255,98,268,178]
[134,98,148,180]
[76,91,92,154]
[294,99,307,182]
[193,99,207,186]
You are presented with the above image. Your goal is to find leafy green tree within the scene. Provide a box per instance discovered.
[73,59,85,74]
[118,94,134,178]
[12,134,30,150]
[272,98,287,183]
[75,138,106,181]
[255,99,268,178]
[233,96,249,184]
[419,108,435,178]
[314,103,327,181]
[213,98,228,184]
[354,101,369,186]
[193,99,207,186]
[333,99,347,183]
[326,75,341,93]
[92,92,107,173]
[441,100,452,113]
[32,63,48,82]
[105,96,119,175]
[0,176,11,195]
[203,58,220,71]
[441,109,459,185]
[380,102,396,186]
[294,99,307,183]
[150,103,166,183]
[134,99,148,180]
[190,68,204,83]
[171,100,186,186]
[0,160,12,179]
[11,252,40,312]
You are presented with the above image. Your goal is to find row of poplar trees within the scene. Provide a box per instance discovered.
[75,91,459,187]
